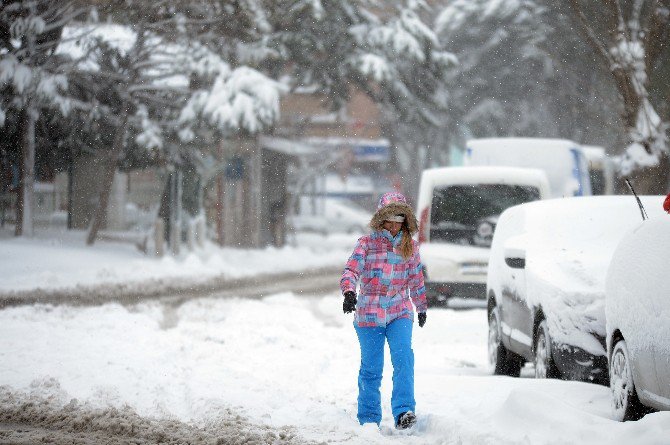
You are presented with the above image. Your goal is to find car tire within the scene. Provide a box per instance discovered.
[610,339,647,421]
[534,320,561,379]
[488,306,523,377]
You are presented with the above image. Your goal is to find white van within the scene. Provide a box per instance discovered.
[416,166,551,306]
[464,138,592,198]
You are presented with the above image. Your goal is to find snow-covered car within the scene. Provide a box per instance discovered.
[289,198,371,235]
[487,195,666,383]
[606,215,670,421]
[416,166,550,306]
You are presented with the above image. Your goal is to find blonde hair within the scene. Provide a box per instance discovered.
[398,221,414,261]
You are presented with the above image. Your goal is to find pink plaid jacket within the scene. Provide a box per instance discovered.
[341,230,427,327]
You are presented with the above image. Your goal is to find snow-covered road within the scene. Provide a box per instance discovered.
[1,293,669,444]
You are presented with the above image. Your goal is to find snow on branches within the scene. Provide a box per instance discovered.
[179,48,285,140]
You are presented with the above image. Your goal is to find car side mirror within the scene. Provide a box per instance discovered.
[504,247,526,269]
[505,257,525,269]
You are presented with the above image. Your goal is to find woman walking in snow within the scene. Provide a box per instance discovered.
[340,191,427,430]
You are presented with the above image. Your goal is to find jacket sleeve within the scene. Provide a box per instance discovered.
[340,236,367,294]
[408,243,427,313]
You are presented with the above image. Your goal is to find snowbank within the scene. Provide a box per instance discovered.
[0,228,354,301]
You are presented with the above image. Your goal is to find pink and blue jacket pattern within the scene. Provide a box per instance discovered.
[341,230,427,327]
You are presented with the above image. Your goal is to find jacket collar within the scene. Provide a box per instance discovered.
[372,229,403,246]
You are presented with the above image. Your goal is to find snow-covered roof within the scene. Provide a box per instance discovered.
[259,136,318,156]
[582,145,606,161]
[420,166,550,190]
[302,136,390,148]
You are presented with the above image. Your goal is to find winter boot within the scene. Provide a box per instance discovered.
[395,411,417,430]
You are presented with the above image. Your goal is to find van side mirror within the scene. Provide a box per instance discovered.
[504,247,526,269]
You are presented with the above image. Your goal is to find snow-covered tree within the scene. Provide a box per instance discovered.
[77,1,291,245]
[268,1,454,123]
[76,23,185,245]
[434,0,622,149]
[566,0,670,192]
[0,0,83,236]
[266,0,455,197]
[177,47,285,143]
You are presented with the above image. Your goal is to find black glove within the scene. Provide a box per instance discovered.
[343,291,357,313]
[418,312,427,328]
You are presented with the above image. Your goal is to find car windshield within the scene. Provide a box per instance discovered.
[430,184,540,245]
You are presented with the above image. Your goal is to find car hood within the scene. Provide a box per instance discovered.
[524,241,611,357]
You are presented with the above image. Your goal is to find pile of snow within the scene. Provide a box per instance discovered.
[0,228,355,296]
[290,198,372,235]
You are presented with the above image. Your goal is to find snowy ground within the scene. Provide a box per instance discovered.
[2,293,669,444]
[0,227,354,299]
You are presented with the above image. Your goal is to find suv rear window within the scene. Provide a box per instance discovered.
[430,184,540,246]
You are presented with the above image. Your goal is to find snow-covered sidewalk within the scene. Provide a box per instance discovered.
[2,294,669,444]
[0,228,356,303]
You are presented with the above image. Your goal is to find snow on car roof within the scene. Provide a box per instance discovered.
[420,166,550,189]
[582,145,606,160]
[513,195,665,233]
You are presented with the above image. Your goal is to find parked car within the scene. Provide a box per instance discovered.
[464,137,593,198]
[606,215,670,421]
[289,198,371,235]
[487,195,665,383]
[416,166,550,306]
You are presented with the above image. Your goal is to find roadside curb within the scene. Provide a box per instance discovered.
[0,266,342,308]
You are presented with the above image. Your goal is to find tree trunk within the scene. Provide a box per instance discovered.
[16,107,37,237]
[86,111,129,246]
[629,153,670,195]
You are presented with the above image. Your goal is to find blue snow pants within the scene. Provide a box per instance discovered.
[354,317,415,425]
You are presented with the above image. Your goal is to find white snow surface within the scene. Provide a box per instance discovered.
[2,295,670,444]
[2,223,670,442]
[0,228,351,294]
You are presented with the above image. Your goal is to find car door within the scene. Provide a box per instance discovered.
[650,230,670,405]
[500,243,533,357]
[610,218,665,405]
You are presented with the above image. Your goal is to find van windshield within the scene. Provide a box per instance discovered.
[430,184,540,246]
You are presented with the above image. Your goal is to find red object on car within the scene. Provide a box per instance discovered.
[664,193,670,213]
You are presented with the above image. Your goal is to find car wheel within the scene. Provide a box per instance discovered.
[610,339,646,421]
[488,307,523,377]
[534,320,561,379]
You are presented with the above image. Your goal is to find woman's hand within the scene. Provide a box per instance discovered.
[343,291,357,313]
[418,312,427,328]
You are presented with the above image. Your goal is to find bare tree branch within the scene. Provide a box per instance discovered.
[567,0,615,67]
